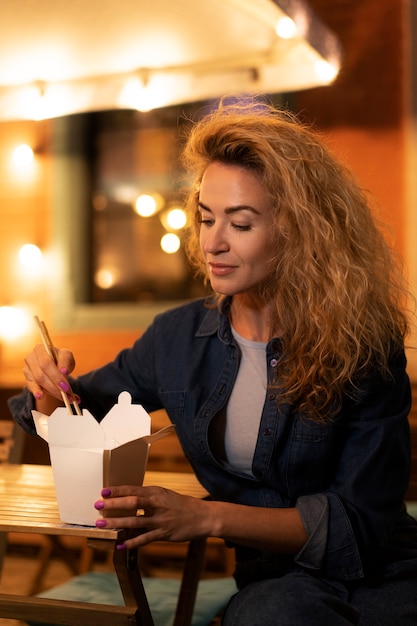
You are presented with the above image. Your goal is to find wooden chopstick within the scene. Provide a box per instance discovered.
[34,316,82,416]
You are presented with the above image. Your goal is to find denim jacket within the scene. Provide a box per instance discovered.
[9,297,416,584]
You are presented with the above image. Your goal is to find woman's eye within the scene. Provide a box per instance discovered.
[198,218,214,226]
[233,223,252,231]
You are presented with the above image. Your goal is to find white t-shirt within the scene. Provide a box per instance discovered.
[224,327,267,475]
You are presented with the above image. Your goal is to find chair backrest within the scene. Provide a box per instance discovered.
[0,421,13,462]
[0,420,25,573]
[0,420,25,464]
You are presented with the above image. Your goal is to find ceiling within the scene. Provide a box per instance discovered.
[0,0,341,120]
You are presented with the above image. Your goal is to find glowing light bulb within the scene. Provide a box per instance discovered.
[165,208,187,230]
[95,269,116,289]
[135,194,157,217]
[314,60,339,83]
[0,306,30,341]
[134,193,165,217]
[160,233,180,254]
[19,243,42,268]
[275,16,298,39]
[135,86,154,113]
[13,144,34,166]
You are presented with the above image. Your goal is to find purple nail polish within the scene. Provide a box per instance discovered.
[59,381,70,392]
[96,519,107,528]
[35,392,42,399]
[94,500,104,510]
[59,367,69,375]
[116,543,127,551]
[101,488,112,497]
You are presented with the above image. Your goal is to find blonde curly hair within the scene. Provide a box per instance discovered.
[181,98,410,422]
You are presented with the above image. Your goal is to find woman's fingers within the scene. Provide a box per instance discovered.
[93,485,205,545]
[23,344,76,400]
[93,488,169,548]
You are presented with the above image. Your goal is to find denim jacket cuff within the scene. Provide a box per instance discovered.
[295,493,329,570]
[7,387,37,435]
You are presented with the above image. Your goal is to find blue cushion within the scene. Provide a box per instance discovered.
[406,502,417,521]
[35,571,237,626]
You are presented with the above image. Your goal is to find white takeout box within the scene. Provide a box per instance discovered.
[32,391,174,526]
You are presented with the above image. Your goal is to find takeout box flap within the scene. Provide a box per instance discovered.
[34,408,104,448]
[141,424,176,444]
[103,438,150,487]
[33,391,152,450]
[102,425,176,487]
[100,390,151,446]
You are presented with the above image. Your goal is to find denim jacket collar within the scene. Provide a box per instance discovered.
[195,296,234,345]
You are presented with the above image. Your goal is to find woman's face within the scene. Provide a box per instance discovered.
[198,162,275,297]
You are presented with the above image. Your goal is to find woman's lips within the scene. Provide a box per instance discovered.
[208,263,237,276]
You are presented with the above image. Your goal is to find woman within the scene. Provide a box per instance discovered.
[10,100,417,624]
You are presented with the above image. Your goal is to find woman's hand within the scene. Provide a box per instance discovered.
[94,485,308,554]
[94,485,210,550]
[23,343,77,412]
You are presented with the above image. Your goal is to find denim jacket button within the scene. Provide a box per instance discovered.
[270,358,278,367]
[263,428,272,436]
[268,393,276,401]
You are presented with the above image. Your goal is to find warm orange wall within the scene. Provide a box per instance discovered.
[321,127,406,253]
[0,121,52,306]
[296,0,408,255]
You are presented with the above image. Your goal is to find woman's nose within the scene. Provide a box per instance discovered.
[203,226,229,254]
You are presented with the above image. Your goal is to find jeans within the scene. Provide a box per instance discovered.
[222,570,417,625]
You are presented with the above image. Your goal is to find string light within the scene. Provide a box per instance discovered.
[314,60,339,83]
[134,194,158,217]
[12,144,34,167]
[95,268,117,289]
[18,243,42,269]
[134,193,165,217]
[160,206,187,231]
[275,16,298,39]
[165,208,187,230]
[0,306,31,342]
[160,233,180,254]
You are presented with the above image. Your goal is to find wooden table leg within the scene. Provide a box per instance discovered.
[173,537,207,626]
[113,547,154,626]
[87,537,154,626]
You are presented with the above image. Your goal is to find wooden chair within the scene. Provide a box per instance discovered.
[0,419,25,464]
[34,538,237,626]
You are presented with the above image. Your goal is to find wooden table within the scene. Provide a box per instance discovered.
[0,464,209,626]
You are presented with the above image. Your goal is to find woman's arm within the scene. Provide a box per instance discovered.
[8,321,160,428]
[314,349,412,579]
[93,484,308,553]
